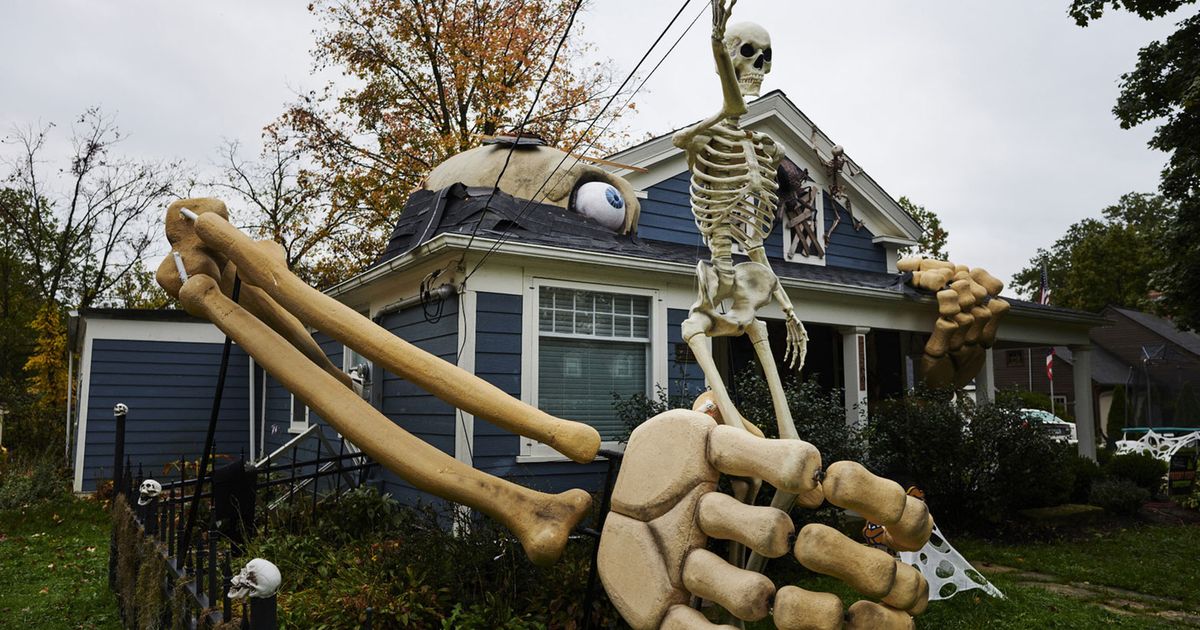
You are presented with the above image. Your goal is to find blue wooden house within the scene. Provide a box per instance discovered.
[67,92,1106,494]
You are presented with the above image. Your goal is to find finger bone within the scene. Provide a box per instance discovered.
[822,461,907,525]
[698,492,793,559]
[845,600,915,630]
[682,548,775,622]
[793,524,897,599]
[773,585,843,630]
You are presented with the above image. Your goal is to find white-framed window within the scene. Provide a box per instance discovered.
[521,278,666,461]
[782,186,826,266]
[288,394,310,434]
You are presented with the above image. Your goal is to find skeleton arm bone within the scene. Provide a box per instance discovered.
[176,274,591,567]
[189,212,602,464]
[670,1,746,154]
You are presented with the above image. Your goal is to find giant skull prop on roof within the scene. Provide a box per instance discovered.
[724,22,772,98]
[422,140,641,235]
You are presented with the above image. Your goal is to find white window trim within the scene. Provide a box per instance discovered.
[782,187,827,267]
[288,394,311,434]
[518,276,667,462]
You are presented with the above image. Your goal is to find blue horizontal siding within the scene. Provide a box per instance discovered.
[824,195,886,272]
[82,339,250,491]
[375,295,459,506]
[639,169,888,273]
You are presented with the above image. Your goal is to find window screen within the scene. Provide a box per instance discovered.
[537,287,650,440]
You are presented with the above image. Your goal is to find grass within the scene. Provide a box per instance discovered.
[2,488,1198,629]
[955,524,1200,608]
[0,493,121,629]
[741,523,1200,629]
[745,572,1174,629]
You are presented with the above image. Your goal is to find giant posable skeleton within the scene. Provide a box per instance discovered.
[674,1,807,448]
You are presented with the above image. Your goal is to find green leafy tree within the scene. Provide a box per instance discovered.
[1069,0,1200,329]
[897,196,949,260]
[1011,193,1172,312]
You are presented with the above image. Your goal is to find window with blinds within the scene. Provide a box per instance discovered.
[537,287,651,441]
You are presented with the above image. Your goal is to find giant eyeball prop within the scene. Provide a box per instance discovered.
[573,181,627,232]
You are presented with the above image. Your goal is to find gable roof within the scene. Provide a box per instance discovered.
[1109,306,1200,358]
[605,90,921,244]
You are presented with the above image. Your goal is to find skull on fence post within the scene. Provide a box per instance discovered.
[137,479,161,506]
[229,558,282,599]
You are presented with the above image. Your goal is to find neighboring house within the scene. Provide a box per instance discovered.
[994,306,1200,439]
[67,91,1107,494]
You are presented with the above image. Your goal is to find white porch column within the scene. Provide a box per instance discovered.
[841,327,870,427]
[1071,344,1097,461]
[975,349,996,403]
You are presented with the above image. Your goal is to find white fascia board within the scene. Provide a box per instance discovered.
[83,317,226,343]
[872,235,919,248]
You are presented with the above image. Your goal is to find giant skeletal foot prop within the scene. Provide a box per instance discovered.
[156,199,599,566]
[599,409,933,629]
[899,258,1010,389]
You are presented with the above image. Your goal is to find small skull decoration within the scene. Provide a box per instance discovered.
[724,22,772,98]
[113,403,129,416]
[228,558,282,599]
[137,479,162,506]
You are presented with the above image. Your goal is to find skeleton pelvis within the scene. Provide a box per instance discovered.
[692,260,775,337]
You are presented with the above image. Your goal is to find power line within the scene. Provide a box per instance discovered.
[463,0,697,282]
[577,1,710,161]
[457,0,582,267]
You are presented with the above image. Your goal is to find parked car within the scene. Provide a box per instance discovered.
[1020,408,1078,444]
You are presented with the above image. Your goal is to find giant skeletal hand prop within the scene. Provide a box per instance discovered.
[599,408,933,629]
[156,198,601,566]
[898,258,1009,389]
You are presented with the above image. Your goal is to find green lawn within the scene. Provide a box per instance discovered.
[751,523,1200,629]
[2,492,1198,629]
[955,525,1200,609]
[0,494,120,629]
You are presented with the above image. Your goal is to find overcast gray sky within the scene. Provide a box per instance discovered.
[0,1,1184,293]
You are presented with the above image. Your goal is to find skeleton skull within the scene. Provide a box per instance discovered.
[137,479,161,506]
[228,558,282,599]
[113,403,128,416]
[724,22,772,98]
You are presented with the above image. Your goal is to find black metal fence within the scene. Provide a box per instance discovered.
[109,425,378,629]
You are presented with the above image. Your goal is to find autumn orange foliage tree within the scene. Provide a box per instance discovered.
[271,0,621,285]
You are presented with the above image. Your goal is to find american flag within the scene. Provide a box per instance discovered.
[1039,264,1052,305]
[1041,264,1054,380]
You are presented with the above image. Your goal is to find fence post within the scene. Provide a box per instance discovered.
[231,558,280,630]
[111,404,128,499]
[107,403,129,591]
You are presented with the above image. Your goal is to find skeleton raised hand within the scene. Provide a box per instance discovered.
[599,407,934,629]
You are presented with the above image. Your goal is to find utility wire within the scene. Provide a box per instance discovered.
[458,0,582,267]
[463,0,696,282]
[576,1,710,161]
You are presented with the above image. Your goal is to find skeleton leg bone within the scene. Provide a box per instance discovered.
[189,212,601,463]
[177,274,590,566]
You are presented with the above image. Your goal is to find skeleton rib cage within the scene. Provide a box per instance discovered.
[690,122,782,276]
